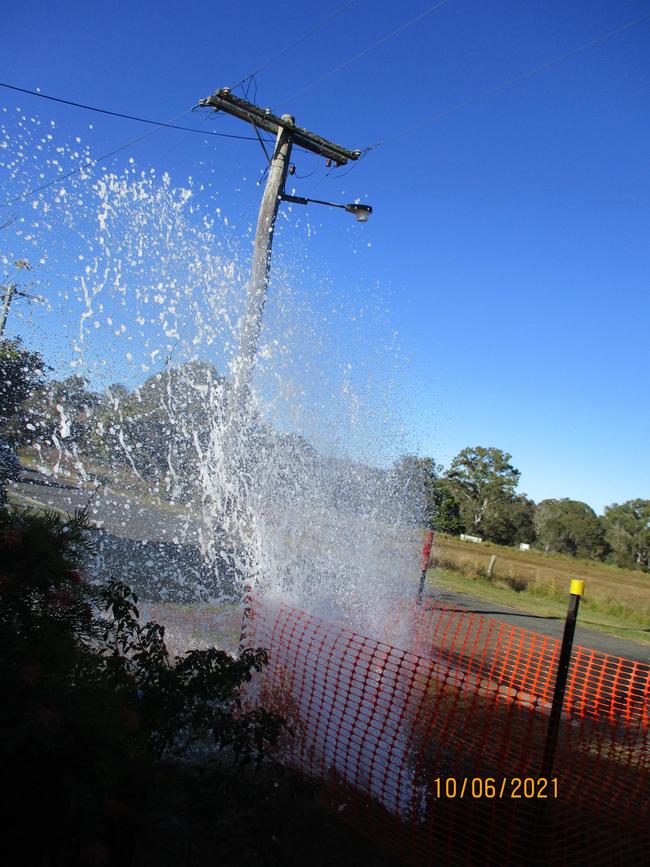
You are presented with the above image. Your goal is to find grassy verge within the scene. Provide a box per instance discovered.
[431,533,650,633]
[16,448,195,516]
[428,566,650,646]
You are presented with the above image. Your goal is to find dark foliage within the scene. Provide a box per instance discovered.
[0,505,400,866]
[0,336,47,433]
[534,498,608,560]
[0,506,283,865]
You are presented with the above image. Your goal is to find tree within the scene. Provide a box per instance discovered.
[90,361,232,499]
[17,373,100,462]
[534,499,608,560]
[392,455,463,533]
[602,499,650,571]
[480,494,537,547]
[428,477,464,535]
[394,455,440,521]
[446,446,521,538]
[0,337,46,433]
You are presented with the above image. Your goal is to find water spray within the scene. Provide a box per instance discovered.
[198,87,375,607]
[2,104,422,649]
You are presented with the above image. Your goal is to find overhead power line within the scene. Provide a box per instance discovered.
[285,0,450,103]
[0,106,195,208]
[0,82,267,142]
[367,9,650,149]
[230,0,362,92]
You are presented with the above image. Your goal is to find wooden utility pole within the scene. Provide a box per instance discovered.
[0,261,38,338]
[0,283,16,338]
[234,117,293,401]
[198,88,370,623]
[198,88,364,402]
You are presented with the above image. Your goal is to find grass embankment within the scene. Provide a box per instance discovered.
[17,447,193,515]
[429,534,650,645]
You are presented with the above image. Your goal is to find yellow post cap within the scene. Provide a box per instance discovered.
[570,579,585,597]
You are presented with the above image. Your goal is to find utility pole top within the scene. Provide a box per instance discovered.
[198,88,361,166]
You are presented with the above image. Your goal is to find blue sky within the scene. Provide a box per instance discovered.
[1,0,649,513]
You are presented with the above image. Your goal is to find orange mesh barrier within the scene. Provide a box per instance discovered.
[243,597,650,866]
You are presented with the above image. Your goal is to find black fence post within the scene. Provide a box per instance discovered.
[541,578,585,779]
[529,579,585,865]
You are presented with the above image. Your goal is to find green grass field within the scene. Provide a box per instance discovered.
[429,534,650,645]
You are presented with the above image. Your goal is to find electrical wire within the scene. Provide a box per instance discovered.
[0,106,194,208]
[230,0,362,93]
[284,0,450,103]
[251,120,273,165]
[0,82,269,142]
[292,154,322,180]
[366,9,650,149]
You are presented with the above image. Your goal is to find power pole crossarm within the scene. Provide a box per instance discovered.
[199,89,361,166]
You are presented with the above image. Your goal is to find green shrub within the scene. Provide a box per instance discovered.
[0,506,283,865]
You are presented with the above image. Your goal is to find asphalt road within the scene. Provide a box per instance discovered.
[9,468,196,542]
[428,585,650,664]
[7,469,232,603]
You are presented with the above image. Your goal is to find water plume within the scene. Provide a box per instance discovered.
[1,108,425,647]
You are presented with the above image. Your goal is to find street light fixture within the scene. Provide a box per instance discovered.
[282,194,372,222]
[344,203,372,222]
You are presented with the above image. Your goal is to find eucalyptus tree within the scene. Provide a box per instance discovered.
[535,498,608,560]
[602,499,650,571]
[446,446,521,538]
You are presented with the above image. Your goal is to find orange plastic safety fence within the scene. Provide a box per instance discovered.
[243,597,649,866]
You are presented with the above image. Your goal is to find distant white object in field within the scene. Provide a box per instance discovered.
[519,543,531,551]
[460,533,482,544]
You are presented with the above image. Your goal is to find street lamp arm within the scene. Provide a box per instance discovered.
[280,194,372,221]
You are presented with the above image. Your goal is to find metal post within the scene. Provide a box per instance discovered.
[529,579,585,863]
[541,578,585,779]
[418,529,434,606]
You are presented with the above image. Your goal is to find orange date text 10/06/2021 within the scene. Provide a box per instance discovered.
[433,778,559,799]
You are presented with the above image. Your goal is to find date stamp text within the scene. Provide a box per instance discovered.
[433,777,558,799]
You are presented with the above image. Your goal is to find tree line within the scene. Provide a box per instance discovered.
[1,337,649,573]
[399,449,650,572]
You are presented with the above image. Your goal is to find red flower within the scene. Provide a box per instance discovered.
[104,798,127,818]
[3,530,20,547]
[67,569,84,584]
[122,709,140,731]
[0,573,11,587]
